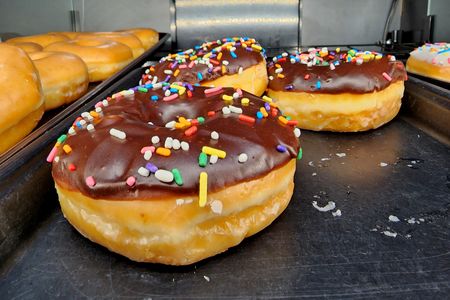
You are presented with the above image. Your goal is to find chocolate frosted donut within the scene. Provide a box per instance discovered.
[141,37,268,96]
[49,82,301,265]
[267,48,408,132]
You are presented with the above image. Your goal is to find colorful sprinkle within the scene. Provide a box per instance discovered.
[202,146,226,158]
[172,168,183,186]
[85,176,96,187]
[199,172,208,207]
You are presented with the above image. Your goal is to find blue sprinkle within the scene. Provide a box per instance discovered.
[264,103,271,111]
[194,83,200,86]
[170,88,178,93]
[276,145,287,153]
[145,163,158,173]
[230,51,237,58]
[316,81,321,90]
[144,83,153,89]
[151,95,159,101]
[256,111,263,119]
[197,72,203,80]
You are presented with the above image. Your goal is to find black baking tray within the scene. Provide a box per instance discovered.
[1,63,449,298]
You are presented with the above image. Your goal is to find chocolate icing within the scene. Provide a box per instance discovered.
[268,50,407,94]
[141,37,265,86]
[52,86,300,200]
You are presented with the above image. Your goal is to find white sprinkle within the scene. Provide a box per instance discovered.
[294,128,301,138]
[144,150,152,160]
[151,136,160,144]
[164,69,173,74]
[272,57,277,62]
[79,120,87,127]
[275,68,283,74]
[165,121,176,128]
[209,155,218,164]
[203,276,210,282]
[211,131,219,140]
[389,55,396,61]
[382,230,397,238]
[238,67,243,74]
[54,156,60,163]
[269,75,274,80]
[164,137,173,149]
[229,105,243,114]
[68,127,76,135]
[153,82,162,89]
[312,201,336,212]
[336,153,346,158]
[388,215,400,222]
[222,106,231,115]
[380,162,388,167]
[164,90,171,97]
[290,58,296,64]
[109,128,126,140]
[210,200,223,214]
[138,167,150,177]
[148,122,154,126]
[282,52,288,57]
[238,153,248,163]
[233,92,240,99]
[95,107,102,113]
[102,100,109,106]
[222,60,229,66]
[155,169,174,183]
[172,139,181,150]
[308,161,315,167]
[332,209,342,217]
[181,141,189,151]
[87,124,95,132]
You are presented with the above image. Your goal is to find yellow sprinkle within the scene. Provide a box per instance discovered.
[269,102,278,108]
[156,147,171,157]
[90,111,99,118]
[277,73,285,79]
[278,116,289,125]
[241,98,250,105]
[175,122,186,129]
[336,47,341,53]
[178,116,188,124]
[262,95,273,103]
[362,54,372,62]
[202,146,226,159]
[217,52,223,60]
[241,42,248,48]
[189,55,197,61]
[199,172,208,207]
[203,52,212,58]
[260,107,268,117]
[222,65,227,74]
[222,94,233,102]
[63,144,72,154]
[174,69,180,77]
[275,63,281,68]
[251,44,262,51]
[375,54,383,60]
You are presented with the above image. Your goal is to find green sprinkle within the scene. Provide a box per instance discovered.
[297,148,303,160]
[57,134,67,143]
[198,152,207,167]
[172,168,183,186]
[285,116,291,121]
[138,87,148,93]
[197,116,205,124]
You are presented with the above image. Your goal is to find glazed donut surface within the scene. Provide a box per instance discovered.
[45,37,134,82]
[141,37,268,96]
[6,33,69,47]
[0,43,44,154]
[76,32,145,58]
[5,41,43,53]
[406,43,450,83]
[29,51,89,110]
[117,28,159,49]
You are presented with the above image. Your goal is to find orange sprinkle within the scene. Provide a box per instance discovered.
[278,116,289,125]
[184,125,198,136]
[63,144,72,154]
[238,114,256,124]
[156,147,171,157]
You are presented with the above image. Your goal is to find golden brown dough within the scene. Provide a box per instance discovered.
[117,28,159,49]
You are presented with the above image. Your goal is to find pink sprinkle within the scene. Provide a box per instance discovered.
[163,94,179,101]
[236,88,243,96]
[126,176,136,187]
[46,147,58,163]
[330,63,336,70]
[213,66,221,72]
[188,61,195,68]
[140,146,155,154]
[204,87,223,94]
[86,176,96,187]
[382,72,392,81]
[179,64,188,69]
[95,102,103,108]
[432,57,437,64]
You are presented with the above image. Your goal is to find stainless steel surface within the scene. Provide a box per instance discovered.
[428,0,450,42]
[175,0,299,49]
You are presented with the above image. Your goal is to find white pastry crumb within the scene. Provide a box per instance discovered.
[370,228,378,232]
[407,217,417,224]
[336,153,346,158]
[321,157,331,161]
[382,230,398,238]
[203,276,210,282]
[388,215,400,222]
[312,172,317,176]
[210,200,223,214]
[308,161,315,167]
[332,209,342,217]
[176,199,185,206]
[379,162,388,167]
[312,201,336,212]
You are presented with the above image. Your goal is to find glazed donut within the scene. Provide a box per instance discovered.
[406,42,450,83]
[6,33,68,47]
[4,41,43,53]
[29,51,89,110]
[0,43,44,154]
[50,31,80,40]
[76,32,145,59]
[141,37,268,96]
[45,37,134,82]
[267,48,408,132]
[117,28,159,49]
[49,84,302,265]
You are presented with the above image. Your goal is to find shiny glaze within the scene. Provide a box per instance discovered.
[141,37,265,86]
[52,86,300,200]
[268,49,407,94]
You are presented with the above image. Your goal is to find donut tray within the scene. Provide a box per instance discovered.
[1,65,449,298]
